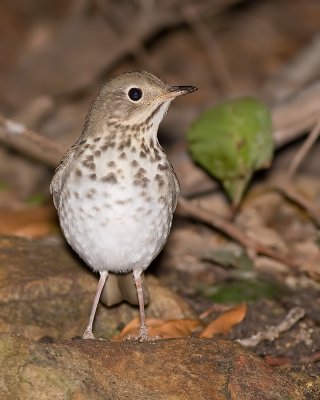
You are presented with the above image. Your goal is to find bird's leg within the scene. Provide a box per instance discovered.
[83,271,108,339]
[133,269,148,341]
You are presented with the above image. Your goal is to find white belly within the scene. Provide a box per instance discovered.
[58,172,173,273]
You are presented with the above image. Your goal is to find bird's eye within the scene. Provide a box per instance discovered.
[128,87,143,101]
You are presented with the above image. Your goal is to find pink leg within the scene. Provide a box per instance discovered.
[83,271,108,339]
[133,270,148,341]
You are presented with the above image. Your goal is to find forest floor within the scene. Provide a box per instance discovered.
[1,0,320,398]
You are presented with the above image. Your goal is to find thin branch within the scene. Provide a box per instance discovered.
[0,115,63,168]
[273,179,320,226]
[299,351,320,364]
[177,197,300,269]
[288,116,320,179]
[237,307,305,348]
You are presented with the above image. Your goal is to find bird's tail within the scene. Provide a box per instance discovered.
[100,272,149,307]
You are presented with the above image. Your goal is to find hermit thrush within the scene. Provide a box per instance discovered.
[50,71,197,340]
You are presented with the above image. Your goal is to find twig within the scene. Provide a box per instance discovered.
[0,115,63,168]
[177,197,300,269]
[237,307,305,348]
[288,116,320,179]
[272,179,320,226]
[299,351,320,364]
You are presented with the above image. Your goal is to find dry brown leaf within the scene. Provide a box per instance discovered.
[0,206,58,238]
[114,317,201,340]
[199,303,247,338]
[264,355,291,366]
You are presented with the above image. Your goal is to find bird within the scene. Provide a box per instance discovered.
[50,71,197,340]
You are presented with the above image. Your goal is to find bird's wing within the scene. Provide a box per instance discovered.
[50,143,78,209]
[170,164,181,212]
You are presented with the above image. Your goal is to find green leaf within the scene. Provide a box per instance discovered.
[204,279,282,304]
[187,97,274,206]
[204,247,255,271]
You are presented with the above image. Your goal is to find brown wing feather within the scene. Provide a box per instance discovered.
[50,143,78,209]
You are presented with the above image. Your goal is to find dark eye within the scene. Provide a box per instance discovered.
[128,87,142,101]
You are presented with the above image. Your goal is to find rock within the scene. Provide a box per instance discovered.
[0,334,305,400]
[0,236,195,340]
[0,238,311,398]
[143,275,195,320]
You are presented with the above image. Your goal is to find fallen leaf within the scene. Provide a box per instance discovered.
[264,356,291,366]
[199,304,234,320]
[114,318,201,340]
[199,303,247,338]
[0,206,58,238]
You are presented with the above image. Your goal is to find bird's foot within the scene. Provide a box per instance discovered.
[138,325,149,342]
[82,328,95,339]
[124,325,161,342]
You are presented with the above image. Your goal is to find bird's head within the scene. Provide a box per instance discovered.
[90,71,197,130]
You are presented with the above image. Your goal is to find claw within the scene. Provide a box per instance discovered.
[138,325,149,342]
[83,329,95,339]
[123,325,161,342]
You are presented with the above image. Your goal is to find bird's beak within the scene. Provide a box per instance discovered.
[161,85,198,101]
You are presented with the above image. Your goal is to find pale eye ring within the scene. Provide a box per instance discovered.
[128,87,143,102]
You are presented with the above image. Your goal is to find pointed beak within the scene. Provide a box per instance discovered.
[161,85,198,101]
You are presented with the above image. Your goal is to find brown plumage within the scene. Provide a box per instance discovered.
[50,71,197,340]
